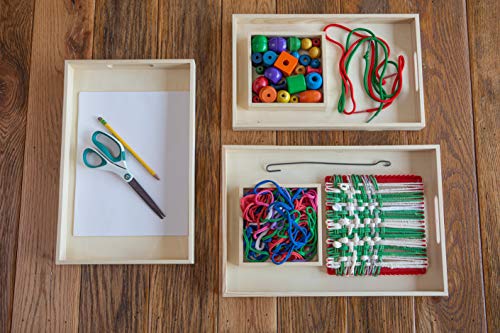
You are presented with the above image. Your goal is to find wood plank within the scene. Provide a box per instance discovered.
[466,0,499,331]
[148,0,221,331]
[78,1,157,332]
[0,1,35,330]
[411,0,486,331]
[10,0,94,331]
[275,2,347,333]
[339,1,414,332]
[219,0,277,332]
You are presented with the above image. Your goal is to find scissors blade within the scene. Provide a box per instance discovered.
[128,178,165,219]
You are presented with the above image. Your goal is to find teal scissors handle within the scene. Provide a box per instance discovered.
[82,131,133,182]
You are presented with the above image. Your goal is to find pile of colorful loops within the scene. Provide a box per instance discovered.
[323,24,405,123]
[240,180,318,265]
[251,35,324,104]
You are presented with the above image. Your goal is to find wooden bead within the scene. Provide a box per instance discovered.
[297,90,322,103]
[251,35,268,53]
[294,65,306,75]
[277,90,290,103]
[290,95,299,103]
[309,46,321,59]
[286,74,307,94]
[252,76,268,94]
[259,86,277,103]
[287,37,301,51]
[301,38,312,50]
[312,38,321,47]
[274,51,299,76]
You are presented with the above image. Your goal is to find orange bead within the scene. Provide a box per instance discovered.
[297,90,322,103]
[259,86,277,103]
[274,51,299,76]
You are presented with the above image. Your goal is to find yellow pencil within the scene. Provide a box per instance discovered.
[98,116,160,180]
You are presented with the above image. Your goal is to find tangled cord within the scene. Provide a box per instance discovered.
[240,180,318,265]
[323,24,405,122]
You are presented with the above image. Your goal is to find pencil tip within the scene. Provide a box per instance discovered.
[153,174,160,180]
[97,116,102,121]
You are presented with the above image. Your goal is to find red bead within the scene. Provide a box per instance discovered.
[312,38,321,47]
[306,66,322,74]
[252,95,260,103]
[252,76,268,94]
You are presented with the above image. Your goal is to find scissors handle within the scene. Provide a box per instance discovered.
[82,147,133,182]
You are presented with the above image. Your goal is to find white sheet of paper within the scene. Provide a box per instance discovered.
[74,91,190,236]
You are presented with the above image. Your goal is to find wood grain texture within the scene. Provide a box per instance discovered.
[0,1,34,331]
[78,1,157,332]
[412,0,486,331]
[220,0,278,331]
[339,2,415,332]
[467,0,499,331]
[275,2,347,333]
[11,0,94,331]
[148,0,221,331]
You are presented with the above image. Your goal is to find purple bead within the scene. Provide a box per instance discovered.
[268,37,287,53]
[264,67,283,84]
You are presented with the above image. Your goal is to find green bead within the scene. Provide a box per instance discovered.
[287,37,301,52]
[251,35,268,53]
[255,65,265,74]
[286,74,307,94]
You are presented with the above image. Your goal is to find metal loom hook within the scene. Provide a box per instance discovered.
[265,160,392,173]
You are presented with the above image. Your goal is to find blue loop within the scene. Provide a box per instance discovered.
[305,72,323,90]
[299,54,311,66]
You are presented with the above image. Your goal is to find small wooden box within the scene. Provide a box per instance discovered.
[56,60,196,264]
[238,184,323,267]
[233,14,425,130]
[247,32,328,111]
[221,145,447,297]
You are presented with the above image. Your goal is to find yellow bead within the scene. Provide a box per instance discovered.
[277,90,291,103]
[290,95,299,103]
[301,38,312,50]
[309,46,321,59]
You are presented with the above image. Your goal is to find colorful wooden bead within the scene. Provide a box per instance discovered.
[309,46,321,59]
[259,86,277,103]
[255,65,265,74]
[287,37,301,51]
[305,72,323,90]
[297,90,322,103]
[252,95,261,103]
[290,95,299,103]
[268,37,287,53]
[312,38,321,47]
[252,76,268,94]
[299,54,311,66]
[271,78,287,91]
[310,59,321,68]
[264,67,283,84]
[274,51,299,76]
[263,51,278,67]
[286,74,307,94]
[306,66,322,74]
[301,38,312,50]
[294,65,306,75]
[251,35,268,53]
[277,90,291,103]
[251,52,263,66]
[291,51,300,58]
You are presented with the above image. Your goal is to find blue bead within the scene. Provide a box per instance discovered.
[310,58,321,68]
[263,51,278,67]
[291,51,300,59]
[251,52,263,66]
[271,78,287,90]
[299,54,311,66]
[305,72,323,90]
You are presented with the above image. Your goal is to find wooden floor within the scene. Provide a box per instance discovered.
[0,0,497,332]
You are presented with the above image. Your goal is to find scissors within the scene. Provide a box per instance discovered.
[82,130,165,219]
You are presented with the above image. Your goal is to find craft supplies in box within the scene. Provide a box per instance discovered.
[239,181,322,266]
[232,14,425,130]
[250,34,325,105]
